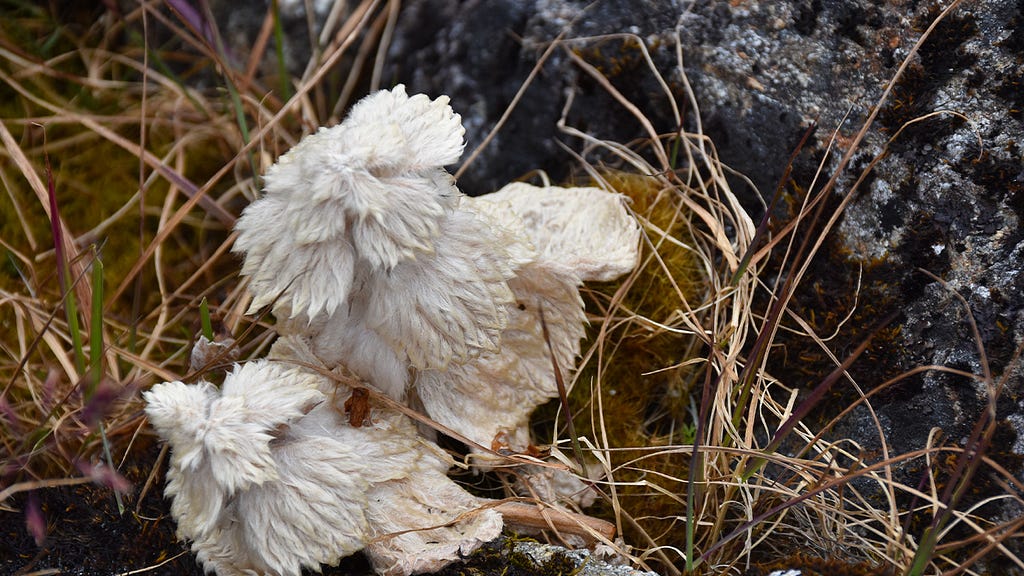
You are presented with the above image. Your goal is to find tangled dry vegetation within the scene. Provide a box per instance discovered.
[1,1,1021,575]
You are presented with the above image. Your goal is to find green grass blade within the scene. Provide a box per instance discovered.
[199,296,214,340]
[905,526,937,576]
[88,249,104,400]
[46,152,85,375]
[685,365,715,574]
[88,246,122,514]
[271,0,293,101]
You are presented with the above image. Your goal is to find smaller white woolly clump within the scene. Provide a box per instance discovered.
[479,182,641,282]
[144,359,502,576]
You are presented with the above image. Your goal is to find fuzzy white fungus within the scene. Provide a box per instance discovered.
[149,85,640,576]
[144,358,502,576]
[234,85,528,400]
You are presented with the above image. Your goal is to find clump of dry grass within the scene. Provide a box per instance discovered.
[536,5,1024,575]
[1,1,1021,576]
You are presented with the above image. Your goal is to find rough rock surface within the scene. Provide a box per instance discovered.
[510,540,660,576]
[386,0,688,196]
[385,0,1024,569]
[434,537,661,576]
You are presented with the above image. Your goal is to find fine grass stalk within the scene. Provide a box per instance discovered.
[270,0,293,101]
[46,153,85,377]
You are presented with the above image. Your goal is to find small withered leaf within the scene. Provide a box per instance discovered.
[344,387,373,428]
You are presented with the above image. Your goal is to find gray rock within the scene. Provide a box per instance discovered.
[388,0,697,195]
[387,0,1024,570]
[511,540,660,576]
[433,536,662,576]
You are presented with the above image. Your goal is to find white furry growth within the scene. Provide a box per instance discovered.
[144,360,502,576]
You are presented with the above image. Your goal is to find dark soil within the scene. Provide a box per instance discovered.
[0,440,376,576]
[2,442,204,575]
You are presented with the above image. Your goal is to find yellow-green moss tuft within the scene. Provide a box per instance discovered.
[532,169,712,554]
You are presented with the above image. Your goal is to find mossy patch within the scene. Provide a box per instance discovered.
[531,169,709,562]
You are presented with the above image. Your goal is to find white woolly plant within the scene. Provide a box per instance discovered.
[147,85,638,576]
[234,85,640,456]
[234,84,641,498]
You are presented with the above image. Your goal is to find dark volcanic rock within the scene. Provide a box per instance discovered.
[386,0,685,195]
[386,0,1024,568]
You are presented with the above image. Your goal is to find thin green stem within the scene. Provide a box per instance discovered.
[88,249,103,400]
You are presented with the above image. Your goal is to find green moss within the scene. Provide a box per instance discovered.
[531,169,709,559]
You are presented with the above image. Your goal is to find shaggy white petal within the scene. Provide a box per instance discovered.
[273,216,531,403]
[364,457,503,576]
[472,182,640,281]
[343,85,465,170]
[365,205,527,370]
[234,191,357,318]
[346,168,457,272]
[145,364,322,496]
[276,309,412,401]
[415,264,585,452]
[145,359,502,576]
[233,85,536,398]
[270,196,532,396]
